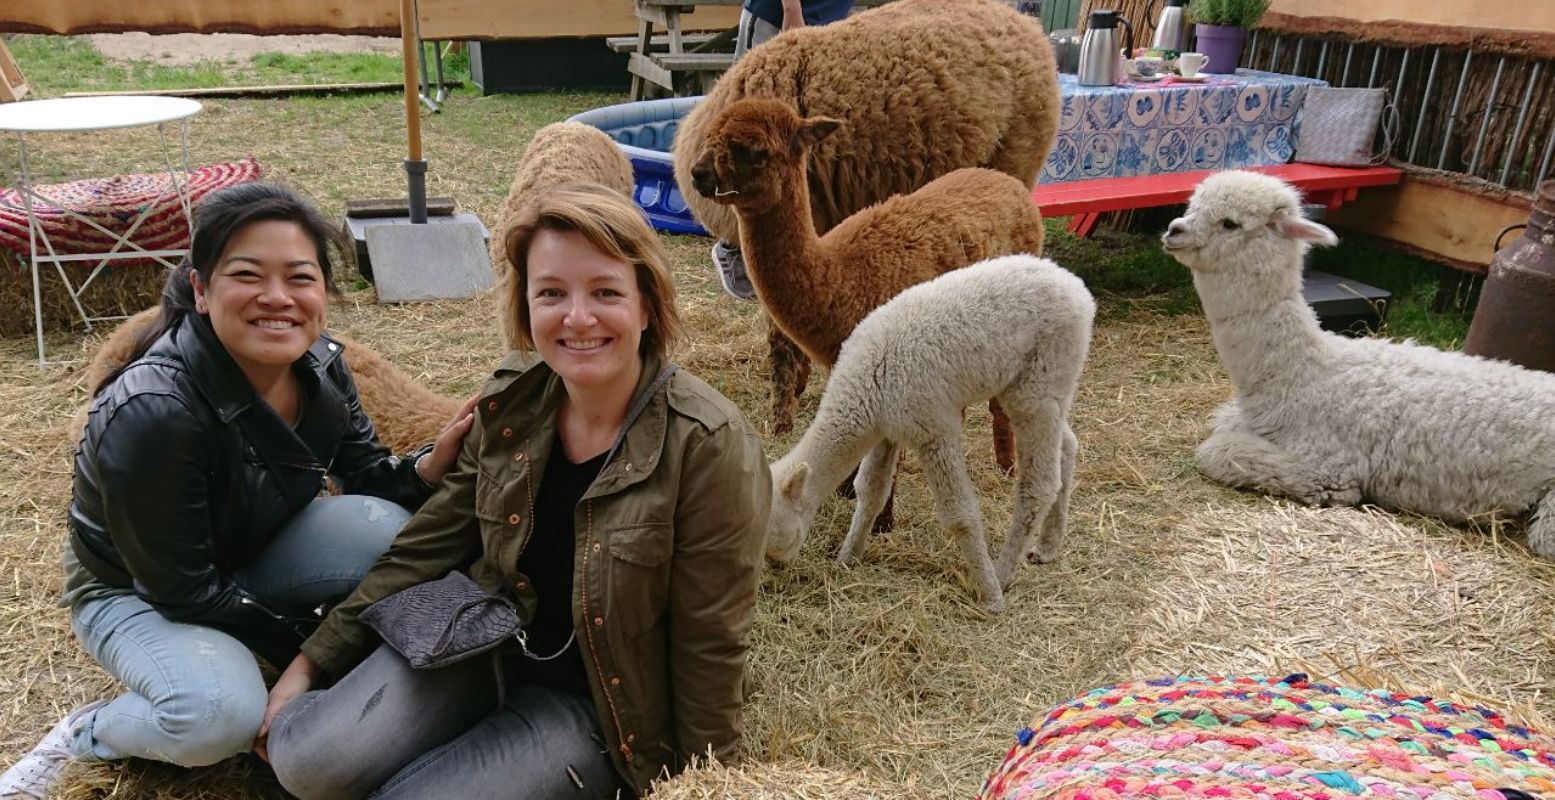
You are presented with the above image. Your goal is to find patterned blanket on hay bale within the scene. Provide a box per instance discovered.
[0,157,261,334]
[979,675,1554,800]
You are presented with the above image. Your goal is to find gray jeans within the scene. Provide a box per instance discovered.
[268,645,624,800]
[69,495,409,767]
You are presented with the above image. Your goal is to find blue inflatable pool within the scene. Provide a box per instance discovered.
[569,97,708,237]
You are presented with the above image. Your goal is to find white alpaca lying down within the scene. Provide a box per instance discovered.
[765,254,1095,613]
[1163,170,1555,557]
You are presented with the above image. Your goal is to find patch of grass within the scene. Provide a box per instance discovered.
[1308,234,1472,349]
[6,35,428,96]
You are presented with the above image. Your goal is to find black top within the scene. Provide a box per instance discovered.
[512,438,608,695]
[66,315,434,666]
[743,0,854,28]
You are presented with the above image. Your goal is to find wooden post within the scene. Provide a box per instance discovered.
[0,39,30,103]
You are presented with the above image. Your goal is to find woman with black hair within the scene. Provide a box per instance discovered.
[0,182,474,799]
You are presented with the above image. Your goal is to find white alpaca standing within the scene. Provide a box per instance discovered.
[1163,170,1555,557]
[766,255,1095,613]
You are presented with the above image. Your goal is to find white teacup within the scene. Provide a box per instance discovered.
[1178,51,1210,78]
[1133,56,1165,78]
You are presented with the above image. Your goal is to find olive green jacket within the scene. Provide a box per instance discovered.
[301,352,771,792]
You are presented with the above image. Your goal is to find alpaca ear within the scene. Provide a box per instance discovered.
[794,117,842,150]
[780,462,810,503]
[1270,209,1338,247]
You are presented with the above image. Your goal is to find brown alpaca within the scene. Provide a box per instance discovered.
[73,307,461,454]
[687,99,1048,530]
[672,0,1059,435]
[489,121,636,349]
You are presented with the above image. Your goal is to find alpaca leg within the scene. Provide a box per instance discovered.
[918,436,1005,613]
[838,441,900,566]
[1195,416,1360,507]
[1528,489,1555,560]
[1027,422,1077,566]
[994,404,1066,588]
[767,321,808,435]
[989,399,1017,475]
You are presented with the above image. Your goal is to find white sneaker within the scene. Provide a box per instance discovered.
[0,700,106,800]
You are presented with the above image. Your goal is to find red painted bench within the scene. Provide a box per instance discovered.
[1031,163,1404,237]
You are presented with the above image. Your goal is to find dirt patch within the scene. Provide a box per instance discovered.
[86,32,399,66]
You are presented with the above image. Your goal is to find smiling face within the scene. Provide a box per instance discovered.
[192,219,326,381]
[526,227,649,396]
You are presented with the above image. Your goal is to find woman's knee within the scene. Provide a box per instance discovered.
[267,692,371,800]
[301,495,410,565]
[148,679,267,767]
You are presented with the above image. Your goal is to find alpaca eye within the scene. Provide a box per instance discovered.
[1221,219,1241,230]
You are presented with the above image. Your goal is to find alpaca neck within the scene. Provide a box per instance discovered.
[780,410,876,518]
[1193,267,1332,396]
[734,162,829,305]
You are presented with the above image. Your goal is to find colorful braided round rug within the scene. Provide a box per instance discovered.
[0,157,261,259]
[979,675,1554,800]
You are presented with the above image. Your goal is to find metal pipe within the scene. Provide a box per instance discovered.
[1502,62,1544,186]
[1469,56,1507,176]
[1270,35,1282,72]
[1250,30,1261,69]
[1435,49,1474,170]
[1534,106,1555,188]
[1317,40,1330,80]
[1293,38,1305,75]
[1342,41,1355,87]
[1368,45,1382,88]
[1401,47,1429,162]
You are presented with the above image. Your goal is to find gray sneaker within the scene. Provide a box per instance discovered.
[0,700,106,800]
[711,239,756,301]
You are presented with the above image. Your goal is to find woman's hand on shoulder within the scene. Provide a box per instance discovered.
[253,651,322,763]
[415,393,481,486]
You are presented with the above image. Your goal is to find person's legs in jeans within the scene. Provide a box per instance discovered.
[61,495,405,768]
[267,644,498,800]
[369,683,623,800]
[68,594,269,766]
[237,494,409,616]
[714,9,784,302]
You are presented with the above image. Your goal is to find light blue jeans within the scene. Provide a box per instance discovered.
[68,495,408,767]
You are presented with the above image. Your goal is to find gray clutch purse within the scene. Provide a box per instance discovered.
[359,571,520,670]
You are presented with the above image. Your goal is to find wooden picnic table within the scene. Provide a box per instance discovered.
[625,0,891,100]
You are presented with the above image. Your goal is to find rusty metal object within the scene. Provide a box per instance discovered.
[1463,181,1555,371]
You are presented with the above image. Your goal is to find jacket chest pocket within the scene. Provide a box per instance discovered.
[602,523,673,636]
[474,465,531,557]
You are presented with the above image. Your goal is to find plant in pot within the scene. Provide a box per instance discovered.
[1188,0,1269,74]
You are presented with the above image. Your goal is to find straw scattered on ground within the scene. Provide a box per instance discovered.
[1,48,1551,800]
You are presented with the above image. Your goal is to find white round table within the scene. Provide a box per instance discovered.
[0,96,203,365]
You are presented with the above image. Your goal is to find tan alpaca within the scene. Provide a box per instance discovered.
[672,0,1059,436]
[489,121,636,349]
[687,98,1048,529]
[73,307,461,454]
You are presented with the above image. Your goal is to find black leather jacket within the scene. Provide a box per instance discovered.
[68,315,432,663]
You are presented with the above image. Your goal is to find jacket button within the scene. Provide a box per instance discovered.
[593,616,604,627]
[624,462,633,472]
[514,451,525,461]
[501,427,513,438]
[610,676,621,687]
[592,542,601,553]
[626,733,636,744]
[487,401,498,412]
[507,513,521,525]
[515,580,527,590]
[327,342,339,352]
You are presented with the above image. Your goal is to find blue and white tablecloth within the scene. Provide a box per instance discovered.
[1041,69,1327,184]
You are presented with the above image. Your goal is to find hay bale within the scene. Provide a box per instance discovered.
[649,760,912,800]
[978,674,1555,799]
[0,251,166,337]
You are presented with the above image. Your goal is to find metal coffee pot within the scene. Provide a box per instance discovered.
[1147,0,1189,55]
[1078,9,1134,86]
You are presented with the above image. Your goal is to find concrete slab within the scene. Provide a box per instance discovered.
[365,218,493,303]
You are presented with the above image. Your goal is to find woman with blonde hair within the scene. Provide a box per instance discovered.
[263,183,771,799]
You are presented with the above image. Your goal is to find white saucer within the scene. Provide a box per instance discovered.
[1127,73,1164,83]
[1174,73,1209,82]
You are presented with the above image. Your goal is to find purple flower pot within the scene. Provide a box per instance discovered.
[1193,23,1246,74]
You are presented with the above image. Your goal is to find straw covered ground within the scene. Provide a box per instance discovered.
[1,68,1552,800]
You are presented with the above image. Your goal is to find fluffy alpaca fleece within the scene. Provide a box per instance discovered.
[72,307,461,454]
[489,121,636,349]
[767,255,1095,613]
[689,99,1047,478]
[670,0,1059,433]
[1163,170,1555,558]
